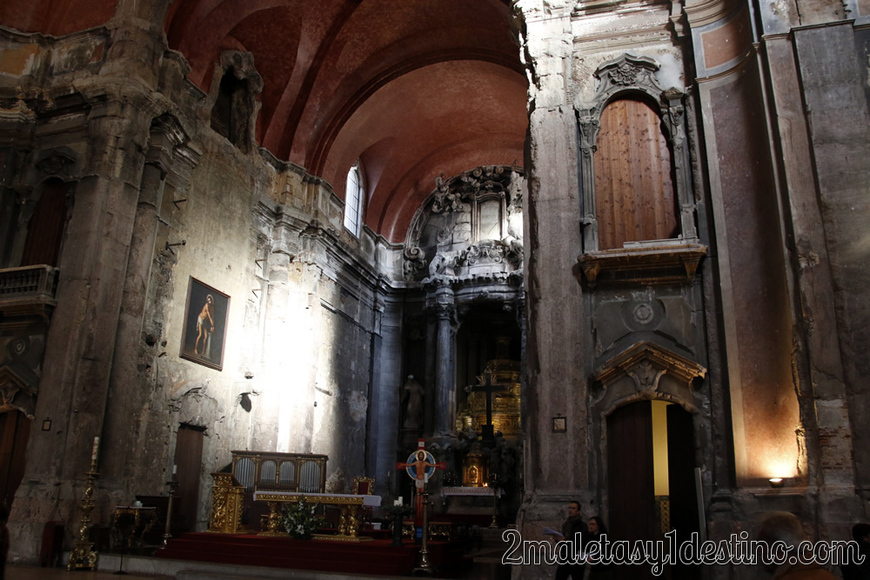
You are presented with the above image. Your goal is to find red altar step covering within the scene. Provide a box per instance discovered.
[157,532,469,577]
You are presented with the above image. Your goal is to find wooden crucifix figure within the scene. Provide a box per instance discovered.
[396,439,446,526]
[468,370,508,442]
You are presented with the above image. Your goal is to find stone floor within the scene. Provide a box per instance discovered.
[6,564,171,579]
[6,550,512,580]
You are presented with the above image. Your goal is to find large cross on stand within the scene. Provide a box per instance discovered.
[395,439,446,526]
[467,370,508,442]
[395,440,446,575]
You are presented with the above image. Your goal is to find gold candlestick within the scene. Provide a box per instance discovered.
[68,457,100,571]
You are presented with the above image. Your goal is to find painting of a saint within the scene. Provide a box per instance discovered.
[180,277,229,370]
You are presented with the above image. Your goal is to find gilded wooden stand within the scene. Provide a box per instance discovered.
[206,473,245,534]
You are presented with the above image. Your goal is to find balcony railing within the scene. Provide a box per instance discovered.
[0,264,59,316]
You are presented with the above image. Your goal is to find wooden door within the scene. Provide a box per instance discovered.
[607,401,655,579]
[595,98,677,250]
[0,410,31,508]
[173,425,204,532]
[20,179,69,267]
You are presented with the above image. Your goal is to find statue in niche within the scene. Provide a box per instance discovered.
[402,375,425,430]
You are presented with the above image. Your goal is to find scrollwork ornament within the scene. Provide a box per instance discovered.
[577,115,600,156]
[612,63,639,86]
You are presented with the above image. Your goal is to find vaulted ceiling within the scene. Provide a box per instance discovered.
[166,0,528,242]
[0,0,529,243]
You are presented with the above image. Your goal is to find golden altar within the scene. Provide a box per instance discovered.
[253,491,382,542]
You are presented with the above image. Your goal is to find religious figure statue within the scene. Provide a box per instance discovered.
[402,375,424,430]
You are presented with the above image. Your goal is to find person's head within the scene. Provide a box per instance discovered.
[567,501,581,517]
[417,450,425,460]
[588,516,607,535]
[757,512,807,572]
[852,523,870,544]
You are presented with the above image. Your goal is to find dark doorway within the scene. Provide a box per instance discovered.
[0,410,31,508]
[607,400,699,580]
[608,400,656,579]
[173,424,205,532]
[667,404,700,580]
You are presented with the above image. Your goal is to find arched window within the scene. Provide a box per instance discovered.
[343,161,364,237]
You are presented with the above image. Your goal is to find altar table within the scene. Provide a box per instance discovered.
[253,491,381,541]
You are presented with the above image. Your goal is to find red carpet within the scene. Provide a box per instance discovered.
[157,532,469,577]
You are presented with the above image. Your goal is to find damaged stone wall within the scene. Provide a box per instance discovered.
[515,0,869,578]
[0,3,400,557]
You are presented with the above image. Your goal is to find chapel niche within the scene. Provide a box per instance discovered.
[455,319,522,440]
[210,51,263,154]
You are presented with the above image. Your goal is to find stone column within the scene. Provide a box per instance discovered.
[424,312,437,436]
[105,118,199,488]
[366,290,403,496]
[11,99,154,561]
[431,284,456,436]
[789,22,869,501]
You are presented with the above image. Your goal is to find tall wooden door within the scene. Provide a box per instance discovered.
[20,179,69,267]
[174,425,204,532]
[608,401,655,579]
[0,410,31,508]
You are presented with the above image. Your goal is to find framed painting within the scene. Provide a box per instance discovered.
[180,277,230,371]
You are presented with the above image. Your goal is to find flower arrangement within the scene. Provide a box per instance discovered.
[281,498,325,540]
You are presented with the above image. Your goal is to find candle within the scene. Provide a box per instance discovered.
[172,464,177,475]
[91,437,100,462]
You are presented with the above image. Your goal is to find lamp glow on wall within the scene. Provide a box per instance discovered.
[764,455,796,488]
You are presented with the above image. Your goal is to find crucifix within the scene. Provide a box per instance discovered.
[395,439,446,526]
[467,370,508,442]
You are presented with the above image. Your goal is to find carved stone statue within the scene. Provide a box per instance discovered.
[402,374,425,430]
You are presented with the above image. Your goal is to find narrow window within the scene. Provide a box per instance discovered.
[343,162,364,236]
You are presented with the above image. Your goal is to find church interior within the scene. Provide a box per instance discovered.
[0,0,869,578]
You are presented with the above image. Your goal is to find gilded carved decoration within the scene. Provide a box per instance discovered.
[207,473,245,534]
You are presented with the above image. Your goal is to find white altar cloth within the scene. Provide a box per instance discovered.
[253,490,381,507]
